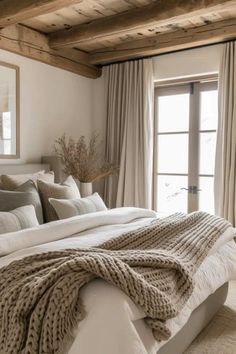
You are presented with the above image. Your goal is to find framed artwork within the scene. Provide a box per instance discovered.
[0,61,20,159]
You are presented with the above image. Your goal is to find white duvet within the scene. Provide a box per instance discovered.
[0,207,236,354]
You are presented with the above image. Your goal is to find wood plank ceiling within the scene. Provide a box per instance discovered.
[0,0,236,78]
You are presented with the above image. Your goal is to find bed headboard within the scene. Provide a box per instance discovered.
[0,156,64,183]
[0,163,50,175]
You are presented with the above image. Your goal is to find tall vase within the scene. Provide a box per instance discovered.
[80,182,93,197]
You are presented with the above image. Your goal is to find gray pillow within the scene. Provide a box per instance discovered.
[0,180,44,224]
[49,193,107,220]
[0,205,39,235]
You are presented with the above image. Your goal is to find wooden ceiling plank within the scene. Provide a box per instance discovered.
[49,0,236,49]
[0,0,83,28]
[90,17,236,64]
[22,0,150,34]
[0,24,100,79]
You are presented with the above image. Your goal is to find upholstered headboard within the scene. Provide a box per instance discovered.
[0,156,64,183]
[41,156,65,183]
[0,163,50,175]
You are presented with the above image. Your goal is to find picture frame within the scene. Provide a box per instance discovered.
[0,61,20,159]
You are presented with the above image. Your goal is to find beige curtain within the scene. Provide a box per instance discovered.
[215,42,236,226]
[104,59,154,209]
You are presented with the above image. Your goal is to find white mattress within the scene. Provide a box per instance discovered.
[0,208,235,354]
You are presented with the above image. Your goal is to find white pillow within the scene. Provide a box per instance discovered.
[49,193,107,220]
[0,205,39,235]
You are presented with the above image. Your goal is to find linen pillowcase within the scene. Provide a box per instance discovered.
[0,180,44,224]
[0,205,39,235]
[37,176,81,222]
[0,170,55,190]
[49,193,107,220]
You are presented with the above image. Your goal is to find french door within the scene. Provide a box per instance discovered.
[154,78,218,214]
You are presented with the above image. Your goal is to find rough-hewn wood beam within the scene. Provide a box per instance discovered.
[50,0,236,49]
[0,0,82,28]
[90,18,236,65]
[0,25,100,79]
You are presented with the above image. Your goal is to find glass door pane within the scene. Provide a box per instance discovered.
[157,175,188,213]
[158,93,190,132]
[199,132,216,175]
[200,90,218,130]
[158,134,189,174]
[199,177,214,213]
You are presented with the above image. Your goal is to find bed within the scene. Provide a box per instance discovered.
[0,163,236,354]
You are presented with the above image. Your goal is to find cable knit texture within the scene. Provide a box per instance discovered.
[0,212,230,354]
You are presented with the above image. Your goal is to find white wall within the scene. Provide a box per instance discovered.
[0,49,96,164]
[153,44,224,81]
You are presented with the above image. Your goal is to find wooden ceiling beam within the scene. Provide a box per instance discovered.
[0,25,100,79]
[49,0,236,49]
[90,18,236,65]
[0,0,82,28]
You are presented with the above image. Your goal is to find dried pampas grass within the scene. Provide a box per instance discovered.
[55,133,119,183]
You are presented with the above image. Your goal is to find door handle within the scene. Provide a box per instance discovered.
[191,186,202,194]
[181,186,202,194]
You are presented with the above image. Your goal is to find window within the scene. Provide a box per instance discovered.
[154,78,218,214]
[0,112,12,155]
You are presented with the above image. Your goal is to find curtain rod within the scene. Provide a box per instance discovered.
[154,73,218,87]
[101,38,235,67]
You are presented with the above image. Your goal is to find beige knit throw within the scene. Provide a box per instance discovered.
[0,212,230,354]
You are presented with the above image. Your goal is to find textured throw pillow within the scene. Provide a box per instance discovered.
[37,176,80,222]
[0,180,44,224]
[49,193,107,220]
[0,205,39,235]
[1,170,54,190]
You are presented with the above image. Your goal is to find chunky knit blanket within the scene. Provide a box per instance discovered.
[0,211,230,354]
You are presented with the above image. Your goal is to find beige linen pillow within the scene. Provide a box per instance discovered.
[1,170,54,190]
[49,193,107,220]
[37,176,80,222]
[0,205,39,235]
